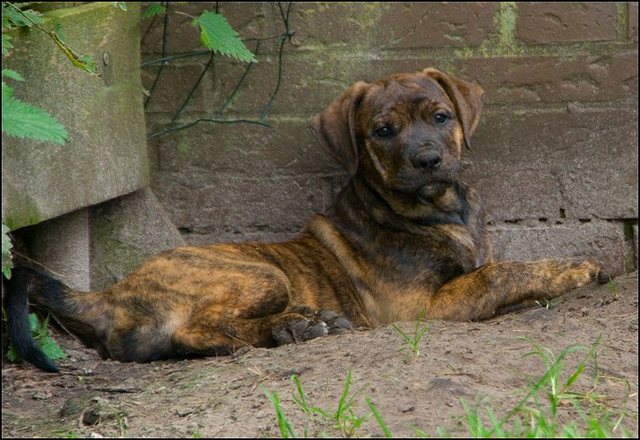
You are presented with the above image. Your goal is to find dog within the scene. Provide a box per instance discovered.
[5,68,606,372]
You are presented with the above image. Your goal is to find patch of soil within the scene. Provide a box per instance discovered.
[2,272,638,438]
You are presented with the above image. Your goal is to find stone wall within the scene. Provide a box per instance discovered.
[142,2,638,275]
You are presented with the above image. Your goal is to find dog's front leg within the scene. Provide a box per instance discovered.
[425,258,605,321]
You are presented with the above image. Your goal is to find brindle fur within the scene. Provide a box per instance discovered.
[5,68,605,372]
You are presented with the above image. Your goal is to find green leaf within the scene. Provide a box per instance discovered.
[9,314,69,362]
[47,30,98,75]
[112,2,127,11]
[38,334,68,360]
[192,11,257,63]
[2,33,14,56]
[3,6,43,28]
[28,313,39,332]
[142,3,167,19]
[2,69,24,81]
[2,223,13,280]
[2,93,68,144]
[77,55,98,74]
[2,81,14,98]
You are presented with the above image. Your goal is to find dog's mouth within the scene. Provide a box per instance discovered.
[393,166,458,199]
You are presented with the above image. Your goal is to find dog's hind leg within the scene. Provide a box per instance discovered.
[425,258,605,321]
[171,306,355,356]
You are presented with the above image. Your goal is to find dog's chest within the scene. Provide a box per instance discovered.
[364,224,478,288]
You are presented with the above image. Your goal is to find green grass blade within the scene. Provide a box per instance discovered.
[366,397,393,438]
[264,388,296,438]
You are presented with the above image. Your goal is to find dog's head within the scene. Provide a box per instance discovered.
[312,68,484,202]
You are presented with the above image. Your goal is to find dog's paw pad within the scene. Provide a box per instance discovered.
[328,317,353,334]
[272,327,295,345]
[272,309,352,345]
[272,318,328,345]
[315,310,353,334]
[303,322,329,340]
[596,271,613,285]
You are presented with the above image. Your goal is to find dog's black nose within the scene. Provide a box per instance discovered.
[412,151,442,170]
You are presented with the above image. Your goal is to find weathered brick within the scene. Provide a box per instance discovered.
[375,2,496,49]
[286,3,389,50]
[457,52,638,105]
[152,172,332,233]
[214,54,442,117]
[140,2,207,55]
[630,2,638,41]
[19,209,91,291]
[464,165,564,223]
[141,63,214,113]
[467,108,638,220]
[90,188,185,290]
[288,2,496,50]
[633,223,638,268]
[517,2,618,44]
[150,117,342,175]
[489,220,627,275]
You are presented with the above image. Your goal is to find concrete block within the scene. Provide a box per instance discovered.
[287,3,390,50]
[152,117,342,176]
[517,3,618,44]
[457,52,638,105]
[90,188,186,290]
[152,172,332,234]
[2,3,149,230]
[632,222,638,270]
[141,63,215,114]
[468,108,638,220]
[140,3,210,55]
[464,165,564,223]
[490,219,627,275]
[19,209,91,291]
[630,2,638,41]
[213,54,442,117]
[375,2,497,49]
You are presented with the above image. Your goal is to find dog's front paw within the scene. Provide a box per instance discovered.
[272,318,328,345]
[271,309,353,346]
[317,309,354,335]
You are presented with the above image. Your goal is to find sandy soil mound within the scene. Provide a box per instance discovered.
[2,272,638,438]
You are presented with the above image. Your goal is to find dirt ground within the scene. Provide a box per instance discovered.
[2,271,638,438]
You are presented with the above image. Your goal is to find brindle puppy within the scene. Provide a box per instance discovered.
[5,68,605,372]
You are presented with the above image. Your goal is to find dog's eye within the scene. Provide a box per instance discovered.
[434,112,450,125]
[375,125,395,138]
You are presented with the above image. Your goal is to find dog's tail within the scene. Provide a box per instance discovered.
[4,267,66,372]
[4,266,107,372]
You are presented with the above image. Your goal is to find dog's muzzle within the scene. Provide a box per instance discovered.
[411,151,442,170]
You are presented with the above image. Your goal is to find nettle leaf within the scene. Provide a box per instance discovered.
[2,93,68,144]
[77,55,98,74]
[192,11,257,63]
[2,69,24,82]
[142,3,167,19]
[48,31,98,75]
[5,7,43,28]
[2,224,13,280]
[7,314,67,362]
[2,33,14,56]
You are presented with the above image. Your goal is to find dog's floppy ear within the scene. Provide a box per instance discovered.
[422,68,484,150]
[311,81,370,175]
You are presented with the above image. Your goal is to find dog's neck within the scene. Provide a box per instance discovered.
[329,173,472,234]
